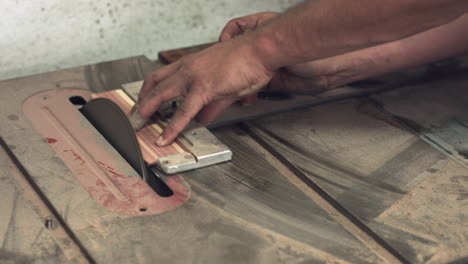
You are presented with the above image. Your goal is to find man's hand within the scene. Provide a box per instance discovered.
[219,12,278,42]
[197,12,279,125]
[197,12,334,124]
[218,12,337,94]
[138,0,468,146]
[137,33,274,146]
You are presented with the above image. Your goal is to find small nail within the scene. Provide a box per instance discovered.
[156,136,164,146]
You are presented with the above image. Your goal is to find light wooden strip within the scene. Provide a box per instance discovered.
[116,89,135,106]
[137,137,159,162]
[115,91,186,154]
[112,90,185,152]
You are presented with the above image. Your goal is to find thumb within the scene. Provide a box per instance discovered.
[219,18,248,42]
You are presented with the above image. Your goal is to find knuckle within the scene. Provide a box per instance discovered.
[151,71,162,82]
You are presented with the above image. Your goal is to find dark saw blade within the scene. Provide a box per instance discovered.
[80,98,173,197]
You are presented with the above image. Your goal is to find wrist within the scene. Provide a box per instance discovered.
[248,26,289,72]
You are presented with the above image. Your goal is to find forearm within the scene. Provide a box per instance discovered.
[311,13,468,88]
[253,0,468,70]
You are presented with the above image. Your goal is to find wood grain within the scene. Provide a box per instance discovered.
[0,138,91,263]
[1,52,467,263]
[0,58,384,263]
[248,59,468,263]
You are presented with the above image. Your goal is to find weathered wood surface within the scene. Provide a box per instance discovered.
[0,159,69,264]
[249,57,468,264]
[0,57,381,263]
[1,54,467,263]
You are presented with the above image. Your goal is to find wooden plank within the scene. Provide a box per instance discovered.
[370,58,468,170]
[0,138,91,263]
[249,59,468,263]
[0,145,74,264]
[230,127,405,264]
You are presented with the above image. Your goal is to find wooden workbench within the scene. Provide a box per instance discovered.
[0,52,467,264]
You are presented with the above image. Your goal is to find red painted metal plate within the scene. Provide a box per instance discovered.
[23,89,190,215]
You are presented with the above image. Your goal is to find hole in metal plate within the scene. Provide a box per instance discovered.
[69,96,87,109]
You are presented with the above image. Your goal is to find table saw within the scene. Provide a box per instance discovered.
[1,44,467,264]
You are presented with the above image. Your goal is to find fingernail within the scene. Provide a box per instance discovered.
[156,136,165,147]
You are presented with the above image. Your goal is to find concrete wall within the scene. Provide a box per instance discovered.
[0,0,300,81]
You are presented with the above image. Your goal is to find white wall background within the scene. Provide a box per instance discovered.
[0,0,300,81]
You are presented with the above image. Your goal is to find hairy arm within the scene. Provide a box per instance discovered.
[254,0,468,70]
[282,13,468,91]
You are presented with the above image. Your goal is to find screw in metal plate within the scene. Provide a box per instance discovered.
[44,216,57,230]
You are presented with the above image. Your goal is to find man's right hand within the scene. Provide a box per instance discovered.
[219,12,340,95]
[196,12,334,124]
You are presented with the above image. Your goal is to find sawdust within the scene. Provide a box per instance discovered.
[191,184,354,264]
[376,159,468,263]
[235,130,400,264]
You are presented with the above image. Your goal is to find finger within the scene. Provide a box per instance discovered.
[158,93,206,146]
[219,12,279,42]
[138,61,180,104]
[219,18,248,42]
[196,98,237,124]
[138,75,187,119]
